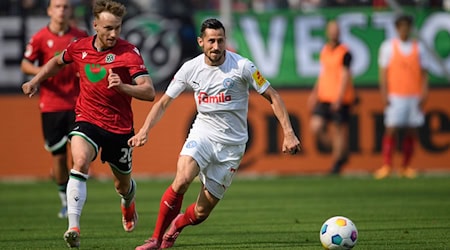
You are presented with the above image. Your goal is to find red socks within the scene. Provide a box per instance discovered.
[382,135,395,166]
[174,203,205,231]
[382,134,415,167]
[402,135,415,167]
[152,186,184,241]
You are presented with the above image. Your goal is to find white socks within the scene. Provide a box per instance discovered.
[121,178,136,208]
[58,191,67,207]
[67,169,88,229]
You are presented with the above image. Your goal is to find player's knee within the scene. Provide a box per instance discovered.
[310,118,324,135]
[72,159,89,174]
[172,169,198,194]
[194,205,211,222]
[172,178,192,194]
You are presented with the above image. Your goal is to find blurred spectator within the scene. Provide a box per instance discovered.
[251,0,288,12]
[190,0,219,10]
[288,0,322,11]
[2,0,446,17]
[328,0,371,6]
[444,0,450,9]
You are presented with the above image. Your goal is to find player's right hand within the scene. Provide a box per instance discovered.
[128,130,148,147]
[22,82,38,97]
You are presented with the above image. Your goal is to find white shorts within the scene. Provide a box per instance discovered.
[180,133,245,200]
[384,95,424,128]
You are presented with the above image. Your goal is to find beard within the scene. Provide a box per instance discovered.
[206,50,225,65]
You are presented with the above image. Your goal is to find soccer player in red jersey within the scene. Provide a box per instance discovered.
[22,0,155,248]
[21,0,88,219]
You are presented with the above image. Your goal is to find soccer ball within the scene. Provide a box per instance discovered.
[319,216,358,249]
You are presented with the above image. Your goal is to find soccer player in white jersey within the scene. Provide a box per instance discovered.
[130,18,301,250]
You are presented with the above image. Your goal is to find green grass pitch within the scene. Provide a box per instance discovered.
[1,176,449,249]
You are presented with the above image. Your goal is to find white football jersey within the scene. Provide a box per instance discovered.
[166,50,270,144]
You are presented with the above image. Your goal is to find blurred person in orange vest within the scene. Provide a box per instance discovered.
[374,14,429,179]
[308,20,355,175]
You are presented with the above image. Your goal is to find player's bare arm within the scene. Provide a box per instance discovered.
[22,53,66,97]
[20,59,41,76]
[333,66,351,111]
[128,94,174,147]
[420,68,429,107]
[308,81,319,112]
[379,67,388,107]
[107,69,155,101]
[262,86,301,154]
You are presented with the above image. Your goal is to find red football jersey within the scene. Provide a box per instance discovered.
[24,26,88,112]
[62,36,149,134]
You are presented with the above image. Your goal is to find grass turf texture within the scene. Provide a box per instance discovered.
[1,176,449,249]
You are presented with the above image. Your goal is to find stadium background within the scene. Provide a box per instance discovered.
[0,0,449,178]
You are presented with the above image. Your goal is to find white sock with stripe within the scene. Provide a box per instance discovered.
[121,178,136,208]
[67,169,88,229]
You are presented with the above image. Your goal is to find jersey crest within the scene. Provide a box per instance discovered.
[105,53,115,63]
[223,78,235,89]
[47,39,54,48]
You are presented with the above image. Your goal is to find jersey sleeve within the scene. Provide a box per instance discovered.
[127,46,149,79]
[378,40,391,69]
[242,59,270,94]
[343,52,352,68]
[418,42,429,70]
[23,34,41,63]
[165,64,188,99]
[62,40,76,64]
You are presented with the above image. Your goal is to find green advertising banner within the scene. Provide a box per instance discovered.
[195,8,450,87]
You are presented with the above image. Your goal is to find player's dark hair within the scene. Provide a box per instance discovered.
[93,0,127,19]
[46,0,71,8]
[395,14,413,27]
[200,18,226,37]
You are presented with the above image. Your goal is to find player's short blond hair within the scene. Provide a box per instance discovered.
[93,0,126,19]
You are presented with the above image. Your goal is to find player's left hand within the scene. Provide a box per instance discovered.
[107,69,122,89]
[128,129,148,147]
[307,94,317,112]
[282,131,302,155]
[331,101,341,111]
[419,94,427,108]
[22,81,38,97]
